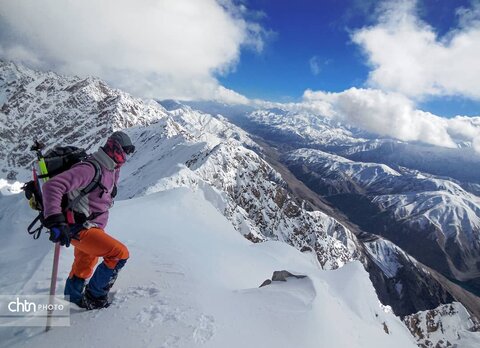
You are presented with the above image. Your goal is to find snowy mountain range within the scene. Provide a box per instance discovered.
[284,148,480,286]
[1,61,479,347]
[188,102,480,287]
[0,62,164,179]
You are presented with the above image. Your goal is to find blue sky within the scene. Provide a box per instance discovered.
[219,0,480,117]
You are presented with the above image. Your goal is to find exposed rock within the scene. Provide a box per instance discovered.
[404,303,480,348]
[259,270,307,287]
[272,270,307,282]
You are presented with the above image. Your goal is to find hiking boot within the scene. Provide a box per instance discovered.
[80,286,110,310]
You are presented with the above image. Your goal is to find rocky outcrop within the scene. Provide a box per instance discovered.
[259,270,307,287]
[404,303,480,347]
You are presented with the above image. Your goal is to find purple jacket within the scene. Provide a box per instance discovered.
[42,148,120,229]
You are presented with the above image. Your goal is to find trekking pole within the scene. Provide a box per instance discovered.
[31,141,60,332]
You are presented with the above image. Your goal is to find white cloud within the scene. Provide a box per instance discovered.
[351,0,480,100]
[0,0,266,103]
[446,115,480,151]
[301,88,480,151]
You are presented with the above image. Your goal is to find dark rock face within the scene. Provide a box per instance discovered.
[272,270,307,282]
[363,243,454,317]
[259,270,307,288]
[185,142,359,270]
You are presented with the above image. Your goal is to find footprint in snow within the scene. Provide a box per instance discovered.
[112,285,162,305]
[134,299,216,345]
[160,335,181,348]
[135,300,183,327]
[192,314,216,344]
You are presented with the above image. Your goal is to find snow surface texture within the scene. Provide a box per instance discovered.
[0,186,417,348]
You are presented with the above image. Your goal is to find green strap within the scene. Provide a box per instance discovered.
[38,157,49,182]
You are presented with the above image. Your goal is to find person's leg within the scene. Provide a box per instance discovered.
[71,227,129,306]
[64,245,98,305]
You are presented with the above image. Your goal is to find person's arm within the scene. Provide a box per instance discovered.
[42,163,95,220]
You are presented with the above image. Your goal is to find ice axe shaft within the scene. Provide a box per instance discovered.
[46,244,61,332]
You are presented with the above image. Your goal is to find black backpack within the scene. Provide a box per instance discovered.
[23,146,104,239]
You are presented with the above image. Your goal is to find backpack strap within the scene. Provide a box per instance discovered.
[66,159,105,211]
[81,159,106,196]
[27,212,45,239]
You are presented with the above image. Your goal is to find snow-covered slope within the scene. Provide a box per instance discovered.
[361,237,461,318]
[187,101,480,344]
[0,61,168,180]
[0,187,417,348]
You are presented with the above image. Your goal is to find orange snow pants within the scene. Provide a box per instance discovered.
[69,227,129,279]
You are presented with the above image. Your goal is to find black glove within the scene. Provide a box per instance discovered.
[48,224,71,247]
[44,213,71,247]
[44,213,66,227]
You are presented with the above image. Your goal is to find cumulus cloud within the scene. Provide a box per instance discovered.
[295,0,480,152]
[301,88,480,151]
[351,0,480,100]
[446,115,480,152]
[0,0,267,103]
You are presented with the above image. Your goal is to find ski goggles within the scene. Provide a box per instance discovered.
[122,145,135,155]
